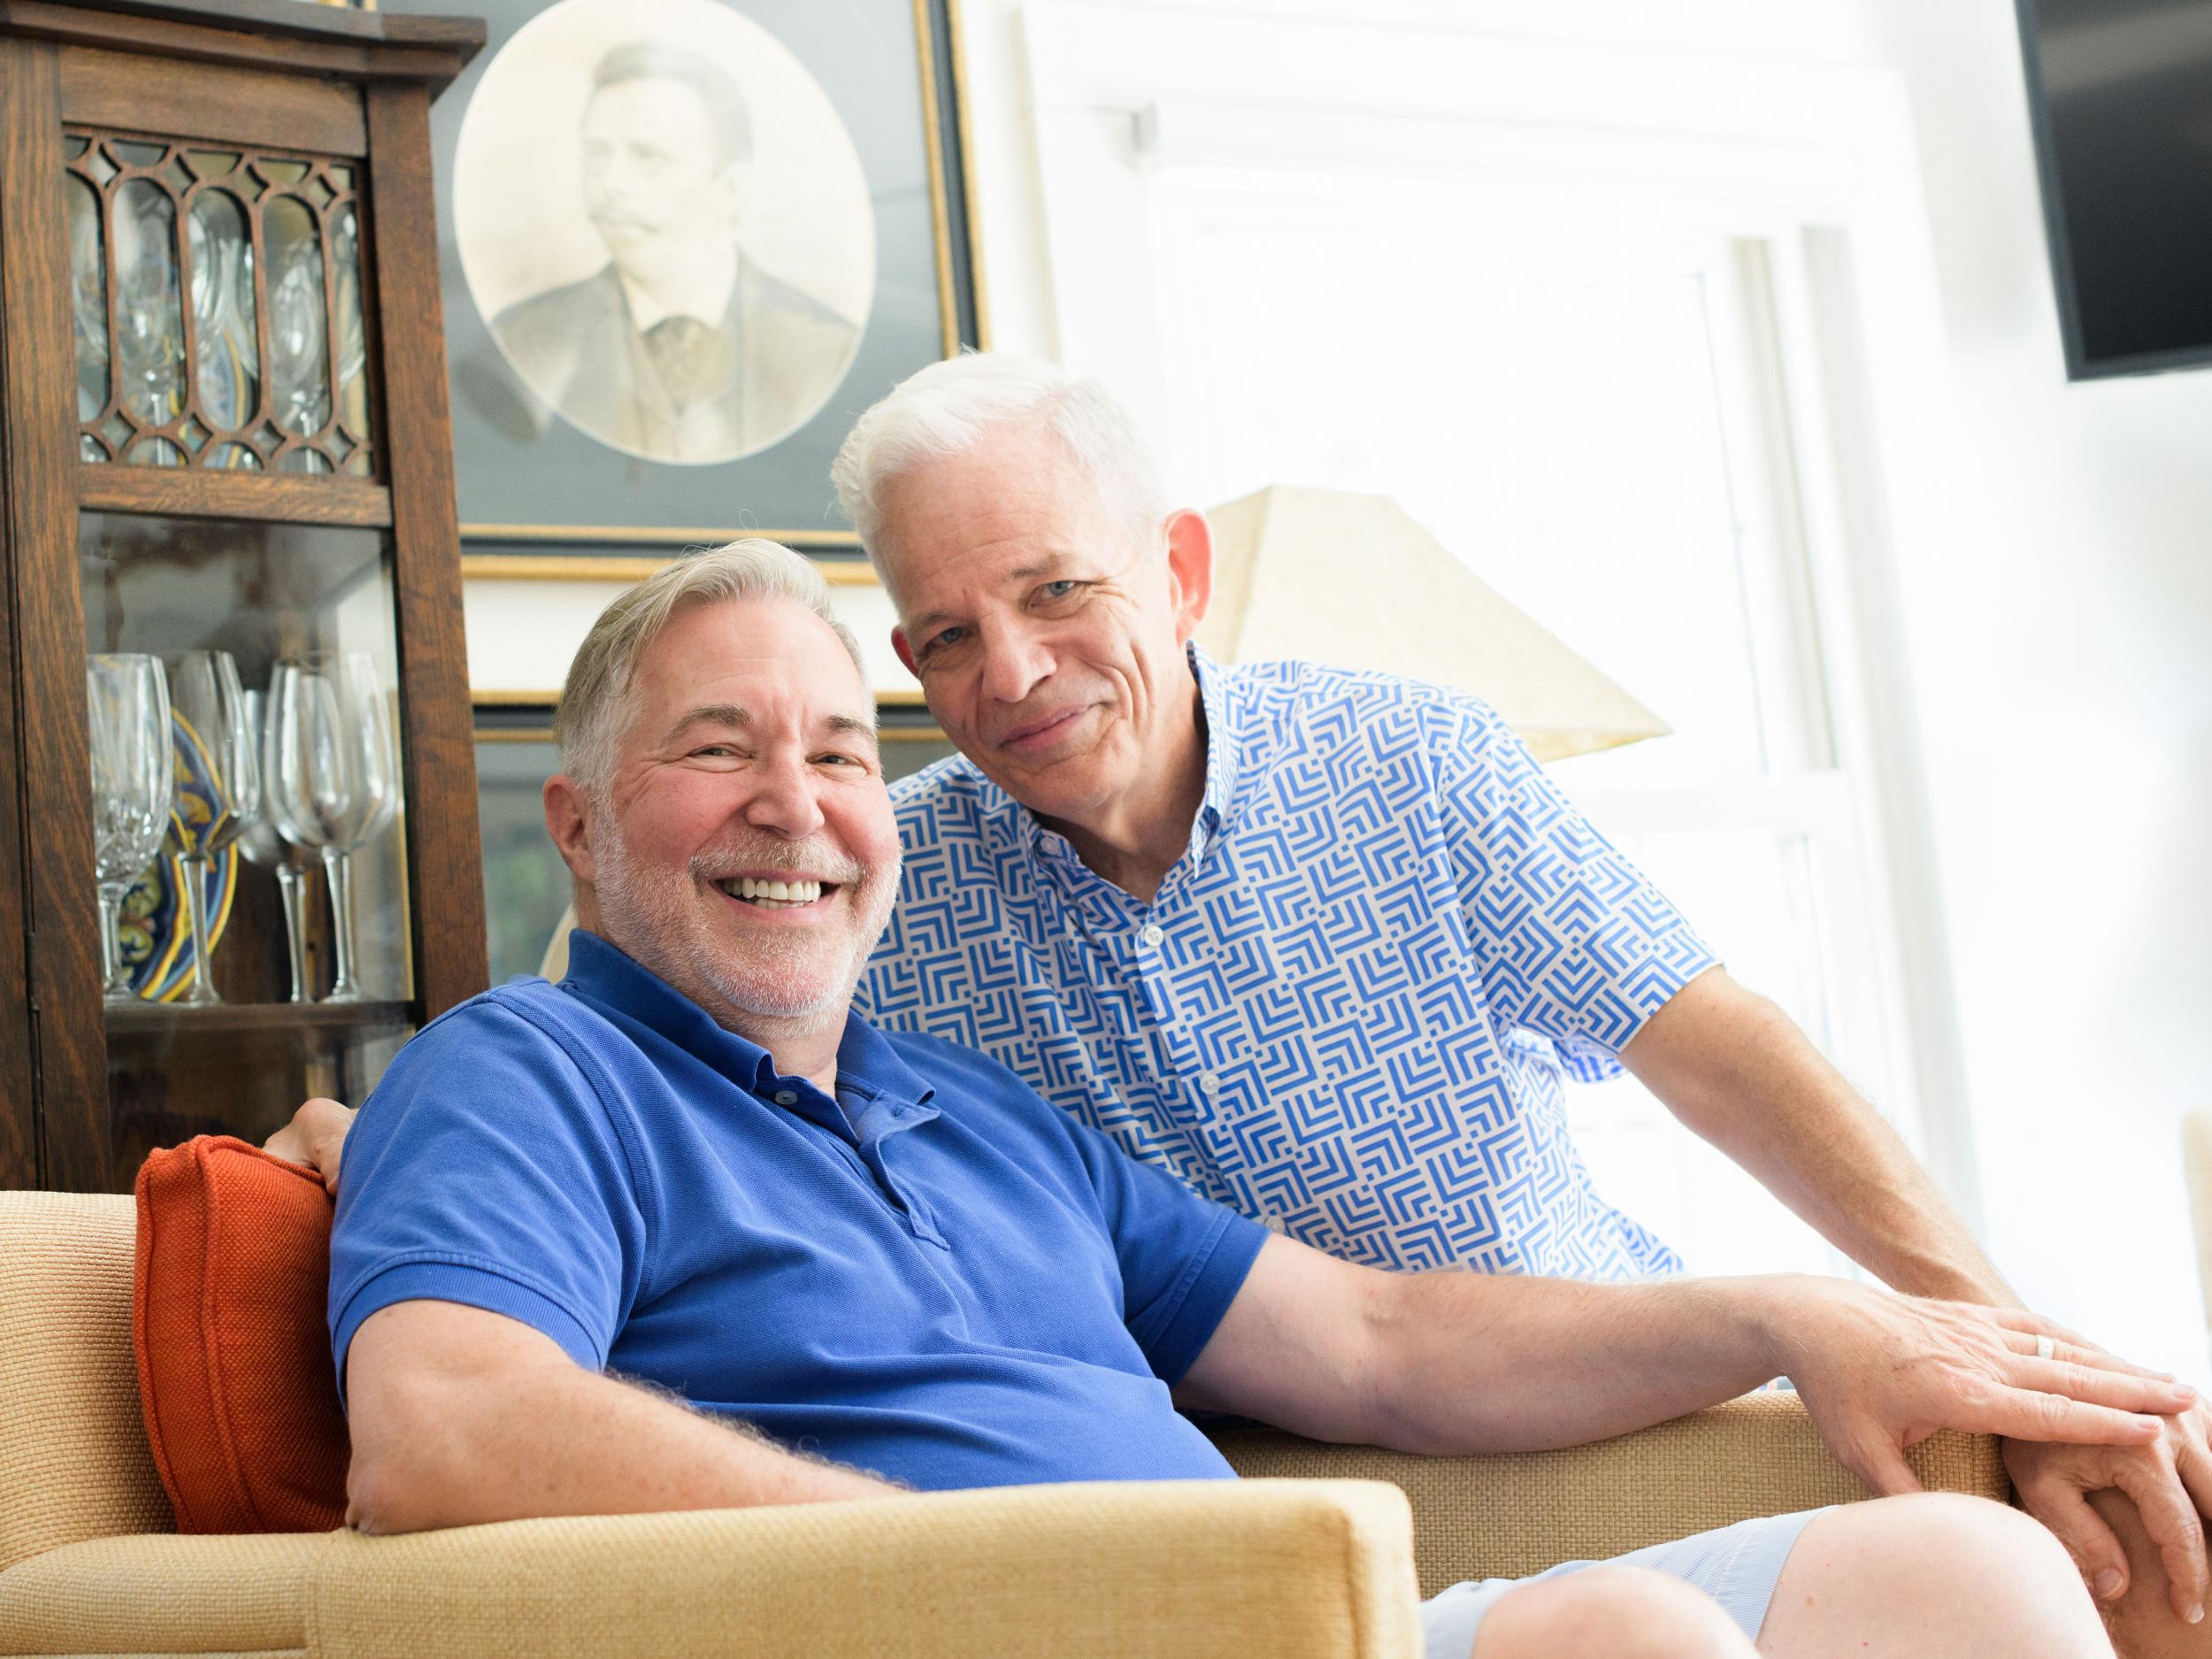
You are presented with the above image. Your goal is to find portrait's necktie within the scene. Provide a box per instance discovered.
[641,315,726,407]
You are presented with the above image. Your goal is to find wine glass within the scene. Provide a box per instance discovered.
[238,689,313,1003]
[163,650,260,1006]
[265,653,400,1004]
[87,654,174,1002]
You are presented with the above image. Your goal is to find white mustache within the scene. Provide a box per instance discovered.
[689,839,867,887]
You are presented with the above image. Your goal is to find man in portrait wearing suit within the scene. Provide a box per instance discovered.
[489,41,862,463]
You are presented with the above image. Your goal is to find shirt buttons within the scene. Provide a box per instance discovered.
[1261,1210,1286,1234]
[1197,1071,1220,1096]
[1140,923,1164,947]
[772,1090,799,1106]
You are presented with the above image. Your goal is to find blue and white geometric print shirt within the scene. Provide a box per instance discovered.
[854,648,1717,1279]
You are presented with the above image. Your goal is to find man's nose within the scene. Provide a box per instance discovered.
[741,755,826,839]
[978,622,1054,705]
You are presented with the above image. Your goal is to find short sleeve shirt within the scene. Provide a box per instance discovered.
[328,930,1268,1493]
[856,649,1717,1279]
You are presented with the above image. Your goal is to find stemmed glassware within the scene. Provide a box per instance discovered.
[237,689,313,1003]
[87,654,174,1003]
[163,650,260,1006]
[265,652,399,1003]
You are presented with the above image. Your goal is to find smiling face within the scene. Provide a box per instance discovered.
[551,596,901,1035]
[880,421,1210,835]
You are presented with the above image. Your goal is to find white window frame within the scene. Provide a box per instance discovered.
[1017,0,1986,1235]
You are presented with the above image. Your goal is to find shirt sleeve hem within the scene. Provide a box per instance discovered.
[331,1255,608,1410]
[1133,1210,1272,1386]
[1555,952,1725,1083]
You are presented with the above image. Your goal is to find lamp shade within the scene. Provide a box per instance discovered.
[1197,486,1669,763]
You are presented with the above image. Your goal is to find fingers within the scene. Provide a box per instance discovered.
[2017,1475,2132,1604]
[1981,1389,2167,1447]
[2008,1357,2199,1416]
[1833,1424,1925,1498]
[2110,1456,2210,1623]
[1998,1328,2175,1381]
[2176,1433,2212,1525]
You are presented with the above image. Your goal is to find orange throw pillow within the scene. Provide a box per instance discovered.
[133,1135,349,1532]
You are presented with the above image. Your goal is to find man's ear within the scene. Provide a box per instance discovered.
[543,774,596,885]
[1164,509,1213,642]
[891,626,918,680]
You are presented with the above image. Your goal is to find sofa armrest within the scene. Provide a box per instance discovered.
[1212,1392,2010,1596]
[308,1479,1423,1659]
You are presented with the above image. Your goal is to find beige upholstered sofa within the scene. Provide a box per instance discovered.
[1,1190,2007,1659]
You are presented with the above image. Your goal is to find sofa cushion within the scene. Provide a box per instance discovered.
[134,1135,349,1532]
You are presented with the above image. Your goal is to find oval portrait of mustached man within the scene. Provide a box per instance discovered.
[454,0,875,465]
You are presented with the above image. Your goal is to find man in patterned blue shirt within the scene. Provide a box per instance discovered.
[822,352,2212,1646]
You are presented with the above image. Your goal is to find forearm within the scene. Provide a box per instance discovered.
[348,1360,896,1534]
[1628,972,2016,1307]
[1367,1271,1789,1454]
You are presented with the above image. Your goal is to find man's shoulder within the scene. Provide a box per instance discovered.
[737,256,860,341]
[491,267,625,349]
[384,976,620,1095]
[1221,657,1500,767]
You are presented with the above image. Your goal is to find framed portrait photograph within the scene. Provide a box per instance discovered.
[387,0,986,561]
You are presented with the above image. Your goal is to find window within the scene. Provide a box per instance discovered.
[1024,9,1976,1273]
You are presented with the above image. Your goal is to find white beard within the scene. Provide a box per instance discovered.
[589,811,899,1037]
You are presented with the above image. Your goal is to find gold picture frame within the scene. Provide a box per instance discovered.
[439,0,988,565]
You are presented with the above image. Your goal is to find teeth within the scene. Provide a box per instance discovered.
[718,877,823,906]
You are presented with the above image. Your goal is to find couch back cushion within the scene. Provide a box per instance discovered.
[134,1137,349,1532]
[0,1190,176,1571]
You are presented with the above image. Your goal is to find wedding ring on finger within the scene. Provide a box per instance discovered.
[2035,1333,2056,1362]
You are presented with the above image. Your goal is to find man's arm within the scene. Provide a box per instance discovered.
[344,1299,898,1535]
[1175,1234,2192,1494]
[1620,966,2010,1304]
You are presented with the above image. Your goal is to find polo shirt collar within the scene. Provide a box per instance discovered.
[1188,642,1240,841]
[558,928,933,1110]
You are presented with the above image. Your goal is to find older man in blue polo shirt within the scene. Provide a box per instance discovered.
[326,540,2173,1659]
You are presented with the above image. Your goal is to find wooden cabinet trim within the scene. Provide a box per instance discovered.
[0,38,109,1189]
[59,44,368,157]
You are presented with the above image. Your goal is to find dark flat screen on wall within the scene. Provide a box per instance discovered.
[2016,0,2212,379]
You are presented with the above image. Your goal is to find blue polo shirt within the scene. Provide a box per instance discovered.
[328,930,1270,1492]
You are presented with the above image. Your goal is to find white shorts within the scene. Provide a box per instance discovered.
[1419,1507,1829,1659]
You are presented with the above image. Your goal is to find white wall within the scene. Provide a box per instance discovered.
[946,0,2212,1376]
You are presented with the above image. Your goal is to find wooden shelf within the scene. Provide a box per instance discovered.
[106,998,410,1038]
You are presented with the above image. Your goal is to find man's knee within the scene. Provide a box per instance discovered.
[1473,1564,1750,1659]
[1779,1493,2106,1656]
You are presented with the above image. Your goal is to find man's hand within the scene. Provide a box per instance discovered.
[263,1097,357,1194]
[2006,1396,2212,1625]
[1778,1279,2194,1497]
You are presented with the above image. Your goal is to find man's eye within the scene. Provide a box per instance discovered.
[927,626,968,654]
[1039,580,1080,601]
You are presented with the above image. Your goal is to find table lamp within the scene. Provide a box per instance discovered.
[1199,486,1668,762]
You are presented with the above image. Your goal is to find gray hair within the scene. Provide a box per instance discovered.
[591,41,751,167]
[556,539,867,792]
[828,352,1167,584]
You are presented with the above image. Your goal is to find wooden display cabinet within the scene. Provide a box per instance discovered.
[0,0,488,1191]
